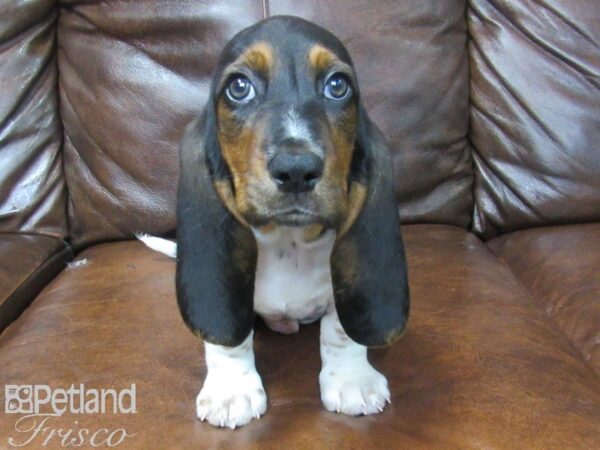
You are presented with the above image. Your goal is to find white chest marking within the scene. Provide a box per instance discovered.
[252,226,335,327]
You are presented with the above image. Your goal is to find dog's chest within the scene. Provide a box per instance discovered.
[252,227,335,322]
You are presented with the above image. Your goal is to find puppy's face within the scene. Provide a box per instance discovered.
[211,18,359,228]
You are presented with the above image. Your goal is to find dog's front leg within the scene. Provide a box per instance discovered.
[319,307,391,415]
[196,331,267,429]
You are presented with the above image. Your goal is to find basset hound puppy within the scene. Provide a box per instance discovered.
[141,15,409,429]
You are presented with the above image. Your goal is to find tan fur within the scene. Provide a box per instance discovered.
[332,239,359,289]
[308,44,337,73]
[324,103,357,195]
[213,179,251,228]
[220,41,274,86]
[217,101,273,219]
[239,41,274,76]
[303,224,325,242]
[337,182,368,239]
[258,223,277,234]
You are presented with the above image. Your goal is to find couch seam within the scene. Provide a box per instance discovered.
[54,0,74,246]
[262,0,269,19]
[465,1,482,240]
[0,238,72,301]
[0,245,73,335]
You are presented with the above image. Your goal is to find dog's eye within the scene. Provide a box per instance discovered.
[226,76,256,103]
[324,74,351,100]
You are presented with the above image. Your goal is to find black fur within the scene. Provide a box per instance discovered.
[331,109,410,346]
[176,16,409,347]
[176,113,257,346]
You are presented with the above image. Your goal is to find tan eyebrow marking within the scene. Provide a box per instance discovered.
[230,41,274,76]
[218,41,274,93]
[242,41,274,74]
[308,43,355,85]
[308,44,338,72]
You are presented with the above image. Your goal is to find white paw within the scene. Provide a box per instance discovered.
[319,364,391,416]
[196,369,267,429]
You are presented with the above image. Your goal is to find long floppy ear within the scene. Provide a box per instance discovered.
[331,107,410,347]
[176,107,257,347]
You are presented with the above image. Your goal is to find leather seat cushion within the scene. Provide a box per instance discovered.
[1,225,598,448]
[489,223,600,377]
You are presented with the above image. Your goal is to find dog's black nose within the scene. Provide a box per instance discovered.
[268,151,323,193]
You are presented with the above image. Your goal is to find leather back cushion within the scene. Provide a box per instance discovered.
[59,0,472,247]
[469,0,600,239]
[59,1,265,247]
[0,0,67,238]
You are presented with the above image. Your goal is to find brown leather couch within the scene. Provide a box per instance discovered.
[1,1,599,449]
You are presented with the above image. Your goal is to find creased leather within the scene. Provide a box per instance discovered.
[469,0,600,239]
[58,1,265,248]
[0,0,68,238]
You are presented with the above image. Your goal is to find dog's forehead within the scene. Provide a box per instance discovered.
[218,16,354,71]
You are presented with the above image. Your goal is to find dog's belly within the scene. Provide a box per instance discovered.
[252,226,336,332]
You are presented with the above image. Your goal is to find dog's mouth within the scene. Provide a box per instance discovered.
[242,187,343,229]
[272,207,321,226]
